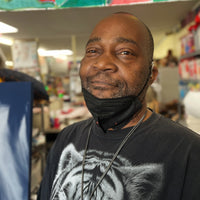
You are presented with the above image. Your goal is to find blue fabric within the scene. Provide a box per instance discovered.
[0,82,33,200]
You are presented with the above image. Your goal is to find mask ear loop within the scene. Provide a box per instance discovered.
[150,61,154,78]
[137,61,154,98]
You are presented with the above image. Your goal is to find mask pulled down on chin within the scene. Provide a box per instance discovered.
[82,88,142,132]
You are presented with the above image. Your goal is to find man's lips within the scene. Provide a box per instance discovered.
[90,80,116,88]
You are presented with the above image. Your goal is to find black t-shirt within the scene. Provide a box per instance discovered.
[37,112,200,200]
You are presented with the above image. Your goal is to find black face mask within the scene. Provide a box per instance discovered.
[82,65,152,131]
[82,88,142,131]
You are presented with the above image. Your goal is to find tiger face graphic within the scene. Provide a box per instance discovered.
[50,144,163,200]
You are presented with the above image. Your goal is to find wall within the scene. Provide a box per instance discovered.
[154,23,192,59]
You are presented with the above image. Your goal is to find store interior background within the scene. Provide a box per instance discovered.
[0,0,200,199]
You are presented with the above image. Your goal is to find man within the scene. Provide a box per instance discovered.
[37,13,200,200]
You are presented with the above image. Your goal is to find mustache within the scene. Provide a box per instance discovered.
[86,72,124,87]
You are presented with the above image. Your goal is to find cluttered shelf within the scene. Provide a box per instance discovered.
[179,49,200,60]
[178,18,200,135]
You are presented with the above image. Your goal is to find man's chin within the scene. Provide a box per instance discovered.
[88,88,123,99]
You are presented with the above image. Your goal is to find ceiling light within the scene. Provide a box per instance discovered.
[0,22,18,33]
[5,61,13,66]
[38,49,73,56]
[53,55,68,60]
[0,37,13,46]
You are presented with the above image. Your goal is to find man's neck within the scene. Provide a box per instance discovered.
[122,107,152,129]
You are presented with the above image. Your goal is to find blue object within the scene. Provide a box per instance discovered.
[0,82,33,200]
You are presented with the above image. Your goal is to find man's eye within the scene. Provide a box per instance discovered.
[86,48,98,55]
[116,49,136,57]
[120,51,134,55]
[85,48,101,57]
[86,49,96,53]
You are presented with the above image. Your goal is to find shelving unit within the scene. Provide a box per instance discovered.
[179,49,200,60]
[178,48,200,127]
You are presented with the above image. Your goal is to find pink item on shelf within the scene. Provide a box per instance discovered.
[195,11,200,25]
[54,118,60,129]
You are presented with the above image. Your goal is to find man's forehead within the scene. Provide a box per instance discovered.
[87,15,144,47]
[90,14,145,37]
[86,12,153,63]
[86,36,138,47]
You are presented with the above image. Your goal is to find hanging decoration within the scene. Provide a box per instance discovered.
[0,0,180,10]
[39,0,55,3]
[109,0,152,5]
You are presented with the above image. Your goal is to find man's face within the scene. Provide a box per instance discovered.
[80,14,151,99]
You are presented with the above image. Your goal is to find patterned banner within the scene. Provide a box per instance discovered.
[109,0,153,5]
[0,0,178,10]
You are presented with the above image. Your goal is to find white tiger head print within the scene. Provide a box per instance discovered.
[50,144,163,200]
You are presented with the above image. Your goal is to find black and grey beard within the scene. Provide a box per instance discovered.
[81,71,139,98]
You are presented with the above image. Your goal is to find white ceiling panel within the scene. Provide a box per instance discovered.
[0,0,198,60]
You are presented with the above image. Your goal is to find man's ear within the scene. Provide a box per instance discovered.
[149,66,158,85]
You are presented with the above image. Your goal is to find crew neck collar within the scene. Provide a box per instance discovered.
[93,111,159,139]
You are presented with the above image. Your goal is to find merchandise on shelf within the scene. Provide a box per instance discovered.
[195,10,200,51]
[179,80,200,100]
[178,56,200,100]
[183,10,200,54]
[180,32,195,55]
[179,57,200,80]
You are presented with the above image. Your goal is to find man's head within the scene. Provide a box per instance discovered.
[80,12,157,100]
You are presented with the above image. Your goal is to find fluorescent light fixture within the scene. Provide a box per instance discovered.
[5,61,13,66]
[53,55,68,60]
[0,22,18,33]
[0,37,13,46]
[38,49,73,57]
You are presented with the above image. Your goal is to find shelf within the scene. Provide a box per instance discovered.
[179,50,200,60]
[179,79,200,83]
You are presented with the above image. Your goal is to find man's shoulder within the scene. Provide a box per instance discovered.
[63,117,93,131]
[59,117,93,137]
[154,113,200,144]
[50,118,93,152]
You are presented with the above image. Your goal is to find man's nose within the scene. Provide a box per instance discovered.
[93,53,118,72]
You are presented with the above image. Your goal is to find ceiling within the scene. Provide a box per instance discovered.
[0,0,199,61]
